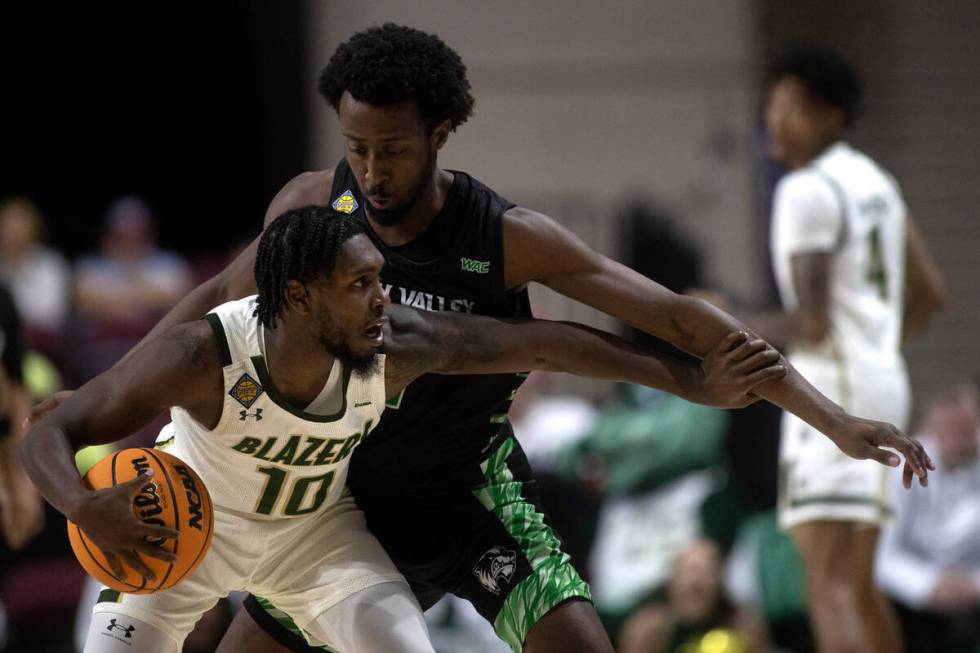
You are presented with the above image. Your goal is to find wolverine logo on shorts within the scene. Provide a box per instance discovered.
[331,189,359,214]
[229,373,264,409]
[473,546,517,594]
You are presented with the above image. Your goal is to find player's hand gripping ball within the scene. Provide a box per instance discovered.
[67,448,214,594]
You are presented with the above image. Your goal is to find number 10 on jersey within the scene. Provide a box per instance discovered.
[254,466,336,516]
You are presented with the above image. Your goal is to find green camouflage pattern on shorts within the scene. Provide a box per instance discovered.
[474,436,593,652]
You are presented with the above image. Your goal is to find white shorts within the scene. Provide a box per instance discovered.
[778,355,911,530]
[90,489,406,650]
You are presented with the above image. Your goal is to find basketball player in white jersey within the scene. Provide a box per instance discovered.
[749,44,947,653]
[21,206,796,653]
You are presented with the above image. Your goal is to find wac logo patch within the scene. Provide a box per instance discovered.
[473,546,517,595]
[332,189,359,214]
[460,257,490,274]
[229,373,264,409]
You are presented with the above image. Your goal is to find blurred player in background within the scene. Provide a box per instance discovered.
[707,43,948,653]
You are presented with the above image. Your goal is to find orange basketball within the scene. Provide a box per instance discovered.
[67,448,214,594]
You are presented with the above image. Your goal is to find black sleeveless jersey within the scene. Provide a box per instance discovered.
[329,160,533,504]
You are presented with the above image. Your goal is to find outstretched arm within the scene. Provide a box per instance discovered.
[20,320,222,579]
[502,207,933,485]
[382,304,785,407]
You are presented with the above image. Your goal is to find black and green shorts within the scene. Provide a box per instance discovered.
[244,435,592,652]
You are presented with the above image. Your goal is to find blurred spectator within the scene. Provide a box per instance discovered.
[618,539,769,653]
[0,284,77,653]
[0,197,71,357]
[0,284,43,552]
[510,371,597,472]
[554,387,737,628]
[875,384,980,653]
[71,196,191,380]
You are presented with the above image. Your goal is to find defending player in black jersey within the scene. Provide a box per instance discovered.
[39,23,931,653]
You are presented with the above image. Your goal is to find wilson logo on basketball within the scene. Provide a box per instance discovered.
[130,456,168,535]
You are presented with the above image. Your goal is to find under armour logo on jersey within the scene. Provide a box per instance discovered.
[473,546,517,594]
[332,189,359,214]
[239,408,263,422]
[106,619,135,638]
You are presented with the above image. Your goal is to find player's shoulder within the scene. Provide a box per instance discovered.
[774,167,837,206]
[501,205,558,237]
[154,319,223,376]
[264,169,336,226]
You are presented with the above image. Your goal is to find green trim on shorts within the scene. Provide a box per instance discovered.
[495,558,592,652]
[789,494,890,513]
[98,588,121,604]
[474,436,593,652]
[252,596,339,653]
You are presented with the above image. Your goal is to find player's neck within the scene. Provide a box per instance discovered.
[262,324,336,408]
[791,137,843,170]
[367,168,453,248]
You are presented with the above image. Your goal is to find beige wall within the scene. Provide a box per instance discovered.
[304,0,764,308]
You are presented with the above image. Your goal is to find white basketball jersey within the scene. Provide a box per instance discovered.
[161,296,386,519]
[772,142,908,377]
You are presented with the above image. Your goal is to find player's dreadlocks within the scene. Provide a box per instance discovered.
[318,23,475,131]
[771,42,863,127]
[255,206,367,329]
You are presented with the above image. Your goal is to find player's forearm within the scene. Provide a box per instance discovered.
[668,297,848,434]
[741,309,817,349]
[19,423,91,521]
[537,322,700,400]
[901,303,937,344]
[901,287,945,344]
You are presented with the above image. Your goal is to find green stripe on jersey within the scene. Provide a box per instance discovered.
[204,313,232,367]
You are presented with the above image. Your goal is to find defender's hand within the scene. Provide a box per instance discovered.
[827,416,934,488]
[72,471,180,582]
[697,332,786,408]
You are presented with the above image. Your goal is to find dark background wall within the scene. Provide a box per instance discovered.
[0,3,307,258]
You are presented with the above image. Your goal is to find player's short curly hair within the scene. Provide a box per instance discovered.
[255,206,367,329]
[318,23,475,131]
[771,42,863,127]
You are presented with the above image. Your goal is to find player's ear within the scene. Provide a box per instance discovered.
[431,119,451,151]
[284,280,311,315]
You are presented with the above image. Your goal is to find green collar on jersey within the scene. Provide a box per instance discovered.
[250,355,352,423]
